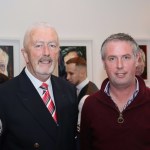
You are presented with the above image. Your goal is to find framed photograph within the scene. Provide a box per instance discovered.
[136,39,150,83]
[57,39,93,80]
[0,39,20,79]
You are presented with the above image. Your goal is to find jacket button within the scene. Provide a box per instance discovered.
[34,143,40,149]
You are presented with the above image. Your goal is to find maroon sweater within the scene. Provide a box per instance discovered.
[80,76,150,150]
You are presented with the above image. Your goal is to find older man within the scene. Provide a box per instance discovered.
[0,22,78,150]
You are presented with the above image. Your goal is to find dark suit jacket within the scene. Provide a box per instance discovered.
[78,81,99,103]
[0,69,78,150]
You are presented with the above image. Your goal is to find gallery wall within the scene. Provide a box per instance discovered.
[0,0,150,87]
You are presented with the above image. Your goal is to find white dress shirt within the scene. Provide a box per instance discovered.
[25,67,55,104]
[76,78,89,96]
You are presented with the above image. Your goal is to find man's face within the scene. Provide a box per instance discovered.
[0,55,8,76]
[136,60,145,76]
[103,41,138,88]
[66,63,81,85]
[135,51,145,76]
[22,27,60,82]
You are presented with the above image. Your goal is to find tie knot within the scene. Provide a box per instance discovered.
[40,83,48,90]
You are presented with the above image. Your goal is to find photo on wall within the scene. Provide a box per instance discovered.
[59,46,86,79]
[0,39,20,78]
[0,46,14,79]
[136,39,150,82]
[138,45,147,80]
[58,40,93,81]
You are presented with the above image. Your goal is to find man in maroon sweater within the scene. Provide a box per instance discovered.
[80,33,150,150]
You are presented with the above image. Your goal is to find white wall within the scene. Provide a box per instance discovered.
[0,0,150,87]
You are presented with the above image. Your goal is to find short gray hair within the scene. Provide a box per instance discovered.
[101,33,139,60]
[23,22,59,49]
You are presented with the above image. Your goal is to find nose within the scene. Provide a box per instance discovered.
[117,58,123,69]
[43,44,50,56]
[66,74,70,81]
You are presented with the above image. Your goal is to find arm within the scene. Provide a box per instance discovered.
[77,95,89,132]
[80,99,92,150]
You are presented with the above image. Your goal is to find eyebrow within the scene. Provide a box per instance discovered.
[34,40,58,43]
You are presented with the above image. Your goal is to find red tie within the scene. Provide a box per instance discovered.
[40,83,57,123]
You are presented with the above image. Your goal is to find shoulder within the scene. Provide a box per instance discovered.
[137,76,150,95]
[81,92,100,121]
[0,75,19,91]
[0,70,32,96]
[51,75,76,94]
[89,81,97,86]
[51,75,75,88]
[83,91,100,109]
[0,73,9,83]
[88,81,99,89]
[85,81,99,95]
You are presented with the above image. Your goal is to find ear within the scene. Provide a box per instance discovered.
[21,48,29,63]
[102,60,106,70]
[135,52,140,67]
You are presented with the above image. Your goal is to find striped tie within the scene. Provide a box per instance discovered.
[40,83,57,123]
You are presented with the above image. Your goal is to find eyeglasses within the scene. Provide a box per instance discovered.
[33,41,59,51]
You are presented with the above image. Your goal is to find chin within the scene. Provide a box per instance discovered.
[42,70,53,75]
[38,66,54,74]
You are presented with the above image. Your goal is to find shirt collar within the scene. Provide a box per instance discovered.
[25,67,51,90]
[104,77,139,100]
[76,78,89,92]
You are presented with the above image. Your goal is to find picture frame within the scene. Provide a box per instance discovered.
[136,39,150,84]
[0,39,20,78]
[57,39,93,80]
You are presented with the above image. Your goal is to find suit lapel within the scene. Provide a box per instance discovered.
[17,70,58,140]
[78,84,88,102]
[50,75,73,147]
[51,76,67,125]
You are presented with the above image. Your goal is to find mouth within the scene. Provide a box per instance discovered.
[39,57,52,64]
[68,80,73,84]
[116,73,126,78]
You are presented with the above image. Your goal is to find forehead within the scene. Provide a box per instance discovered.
[66,63,77,71]
[0,55,5,60]
[30,27,58,42]
[105,41,133,55]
